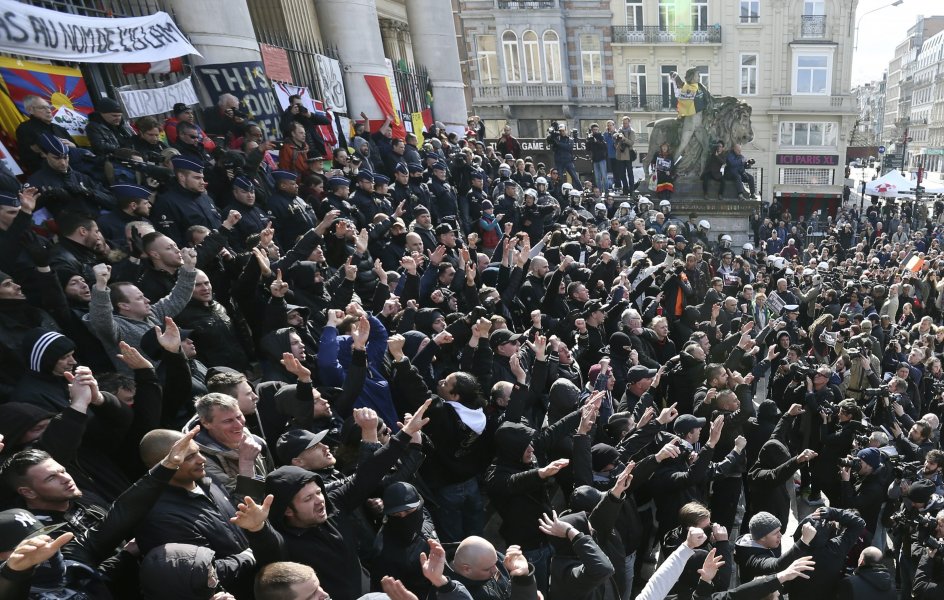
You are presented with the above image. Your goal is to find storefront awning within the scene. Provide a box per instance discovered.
[773,185,843,198]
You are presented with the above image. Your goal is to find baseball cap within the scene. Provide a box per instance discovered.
[276,429,330,465]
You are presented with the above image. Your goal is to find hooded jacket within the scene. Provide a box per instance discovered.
[786,508,866,600]
[139,543,231,600]
[837,564,896,600]
[265,429,414,600]
[189,426,274,507]
[748,439,798,528]
[485,415,581,551]
[546,511,616,600]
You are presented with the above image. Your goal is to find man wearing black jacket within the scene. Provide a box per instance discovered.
[837,546,896,600]
[263,401,431,600]
[787,507,866,600]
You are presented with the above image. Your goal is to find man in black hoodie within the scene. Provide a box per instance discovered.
[485,397,594,591]
[837,546,896,600]
[787,507,866,600]
[262,400,431,600]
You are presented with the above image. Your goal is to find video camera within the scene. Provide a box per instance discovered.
[891,506,938,537]
[839,456,861,471]
[108,154,174,185]
[789,361,817,380]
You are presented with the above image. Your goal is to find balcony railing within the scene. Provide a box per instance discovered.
[473,83,566,102]
[496,0,554,8]
[771,94,856,112]
[615,94,675,112]
[612,25,722,44]
[800,15,826,39]
[575,85,607,101]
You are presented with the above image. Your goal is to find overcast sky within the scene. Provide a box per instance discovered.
[851,0,942,86]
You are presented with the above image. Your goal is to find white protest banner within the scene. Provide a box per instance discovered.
[0,138,22,176]
[0,1,200,64]
[117,77,199,119]
[767,292,785,315]
[273,81,316,113]
[52,105,89,143]
[315,54,347,113]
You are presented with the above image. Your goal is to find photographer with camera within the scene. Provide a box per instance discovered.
[809,400,862,507]
[838,447,891,536]
[546,123,580,187]
[586,123,608,193]
[787,507,866,600]
[890,479,943,599]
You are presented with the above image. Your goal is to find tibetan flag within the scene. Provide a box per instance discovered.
[0,57,93,147]
[122,58,185,75]
[364,74,406,138]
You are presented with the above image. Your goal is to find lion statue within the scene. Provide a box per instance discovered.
[644,96,754,181]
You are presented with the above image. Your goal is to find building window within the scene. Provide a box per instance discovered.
[779,168,834,185]
[740,53,758,95]
[661,64,677,109]
[502,31,520,83]
[695,65,709,88]
[543,31,562,83]
[803,0,825,15]
[794,54,829,95]
[629,64,647,100]
[780,121,839,146]
[692,0,708,30]
[522,30,541,83]
[625,0,643,29]
[476,35,498,85]
[580,34,602,85]
[740,0,759,23]
[659,0,678,30]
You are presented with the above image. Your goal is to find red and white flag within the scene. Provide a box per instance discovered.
[122,58,184,75]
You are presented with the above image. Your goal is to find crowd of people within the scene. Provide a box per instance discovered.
[0,84,941,600]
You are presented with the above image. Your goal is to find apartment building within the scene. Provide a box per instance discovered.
[609,0,859,211]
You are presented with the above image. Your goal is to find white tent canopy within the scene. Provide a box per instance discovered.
[864,171,944,197]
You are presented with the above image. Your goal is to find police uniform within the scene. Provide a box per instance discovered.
[151,156,222,246]
[223,175,271,251]
[350,171,378,224]
[322,176,365,229]
[266,170,317,250]
[407,163,432,214]
[98,184,153,249]
[389,164,416,216]
[428,162,459,225]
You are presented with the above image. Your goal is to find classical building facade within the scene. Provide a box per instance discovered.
[852,77,886,147]
[458,0,615,139]
[609,0,859,207]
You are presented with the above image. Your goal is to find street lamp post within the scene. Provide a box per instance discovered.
[854,0,903,52]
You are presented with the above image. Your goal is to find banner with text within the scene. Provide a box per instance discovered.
[0,1,200,64]
[117,77,199,119]
[195,61,280,139]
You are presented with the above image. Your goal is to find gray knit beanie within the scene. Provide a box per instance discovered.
[749,511,781,541]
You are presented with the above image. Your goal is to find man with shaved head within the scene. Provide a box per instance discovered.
[452,536,511,599]
[836,546,894,600]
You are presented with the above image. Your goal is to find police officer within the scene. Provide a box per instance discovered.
[267,170,317,250]
[151,156,222,246]
[428,162,459,228]
[97,184,153,250]
[389,163,414,216]
[372,174,394,218]
[322,175,364,229]
[464,171,489,235]
[350,171,377,224]
[223,175,270,251]
[407,163,432,213]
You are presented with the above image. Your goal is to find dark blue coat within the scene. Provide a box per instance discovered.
[152,183,222,246]
[266,190,317,250]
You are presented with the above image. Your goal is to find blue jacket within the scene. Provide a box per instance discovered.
[551,133,575,164]
[152,183,222,246]
[725,150,749,179]
[317,315,399,428]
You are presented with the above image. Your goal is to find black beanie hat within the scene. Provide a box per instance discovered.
[21,329,75,373]
[96,97,123,114]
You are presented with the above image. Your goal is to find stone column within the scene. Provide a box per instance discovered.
[165,0,261,65]
[405,0,468,133]
[380,20,401,64]
[314,0,391,120]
